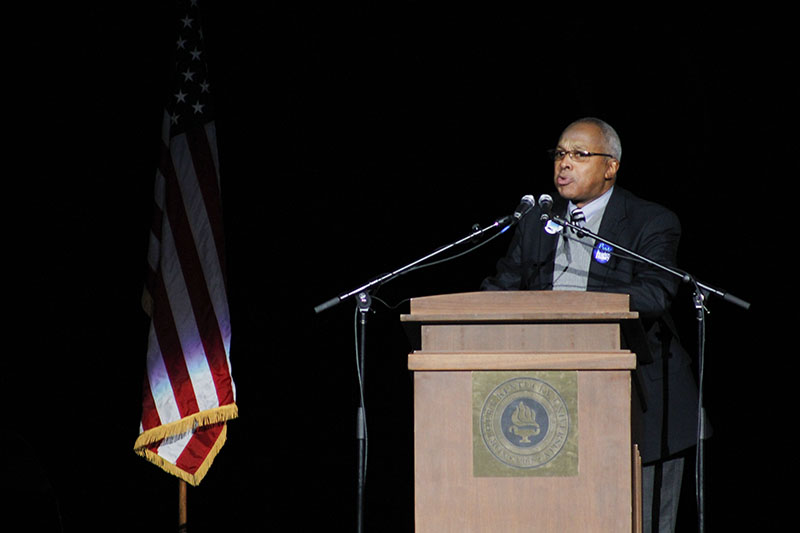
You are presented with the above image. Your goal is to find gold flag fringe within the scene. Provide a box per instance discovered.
[134,403,238,449]
[136,424,229,486]
[133,403,238,486]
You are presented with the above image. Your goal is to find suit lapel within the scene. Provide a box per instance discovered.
[588,187,628,290]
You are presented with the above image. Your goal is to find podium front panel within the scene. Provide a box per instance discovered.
[413,369,633,532]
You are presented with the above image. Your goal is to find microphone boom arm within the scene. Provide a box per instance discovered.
[314,217,516,313]
[551,214,750,310]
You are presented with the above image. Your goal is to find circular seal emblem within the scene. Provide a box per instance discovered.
[479,376,570,469]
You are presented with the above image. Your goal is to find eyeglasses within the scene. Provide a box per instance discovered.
[548,149,615,162]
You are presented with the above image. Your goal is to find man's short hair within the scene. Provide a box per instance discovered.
[567,117,622,161]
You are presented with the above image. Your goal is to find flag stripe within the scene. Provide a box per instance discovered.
[140,372,161,431]
[176,424,225,475]
[145,320,183,426]
[185,125,226,275]
[150,246,200,420]
[159,201,220,413]
[165,134,233,407]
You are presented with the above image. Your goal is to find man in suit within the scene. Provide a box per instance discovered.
[482,117,700,532]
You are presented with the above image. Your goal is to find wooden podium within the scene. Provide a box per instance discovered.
[401,291,643,532]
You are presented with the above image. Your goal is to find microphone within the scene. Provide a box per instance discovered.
[496,194,535,227]
[513,194,535,220]
[538,194,553,222]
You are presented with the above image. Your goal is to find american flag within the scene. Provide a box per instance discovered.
[134,0,237,486]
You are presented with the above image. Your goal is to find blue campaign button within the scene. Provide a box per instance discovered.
[593,242,613,264]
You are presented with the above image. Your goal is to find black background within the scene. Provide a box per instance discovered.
[7,3,792,532]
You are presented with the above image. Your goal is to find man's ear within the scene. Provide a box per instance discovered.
[604,159,619,180]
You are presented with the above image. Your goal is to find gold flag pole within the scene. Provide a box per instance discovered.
[178,480,188,532]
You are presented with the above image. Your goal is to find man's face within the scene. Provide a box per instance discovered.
[553,122,619,207]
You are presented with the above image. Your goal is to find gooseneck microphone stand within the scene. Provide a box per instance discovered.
[314,211,522,532]
[550,213,750,533]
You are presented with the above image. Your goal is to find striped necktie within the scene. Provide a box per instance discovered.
[570,208,586,238]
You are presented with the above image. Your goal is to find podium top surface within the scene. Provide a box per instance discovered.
[400,291,639,323]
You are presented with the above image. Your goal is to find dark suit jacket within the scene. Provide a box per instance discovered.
[481,186,700,463]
